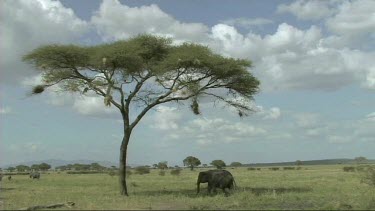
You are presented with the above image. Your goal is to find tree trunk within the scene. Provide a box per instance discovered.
[119,131,131,196]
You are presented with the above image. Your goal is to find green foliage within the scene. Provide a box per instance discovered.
[126,169,132,178]
[158,171,166,176]
[230,162,242,167]
[210,160,226,169]
[183,156,201,170]
[134,166,150,175]
[247,167,256,171]
[108,171,117,176]
[39,163,51,171]
[343,166,356,172]
[355,156,367,164]
[15,165,30,172]
[6,167,16,172]
[170,168,181,176]
[269,167,280,171]
[157,161,168,170]
[283,167,296,170]
[296,160,303,166]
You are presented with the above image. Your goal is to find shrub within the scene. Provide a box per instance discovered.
[170,168,181,176]
[269,167,280,171]
[134,166,150,175]
[283,167,295,170]
[108,171,116,176]
[247,167,256,171]
[159,170,166,176]
[257,168,261,170]
[343,166,355,172]
[296,167,302,170]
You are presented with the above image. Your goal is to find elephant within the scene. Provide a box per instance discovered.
[30,172,40,179]
[197,169,236,196]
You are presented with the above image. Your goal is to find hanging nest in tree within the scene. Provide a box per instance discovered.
[190,98,200,115]
[31,85,46,95]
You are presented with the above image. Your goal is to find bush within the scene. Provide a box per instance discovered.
[296,167,302,170]
[170,168,181,176]
[257,168,261,170]
[108,171,117,176]
[283,167,295,170]
[269,167,280,171]
[247,167,256,171]
[134,166,150,175]
[159,171,166,176]
[343,166,355,172]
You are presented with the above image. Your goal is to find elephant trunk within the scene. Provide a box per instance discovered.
[197,182,200,193]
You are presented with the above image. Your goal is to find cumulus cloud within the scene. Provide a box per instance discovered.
[277,0,336,20]
[150,105,182,130]
[91,0,209,42]
[326,0,375,37]
[0,0,88,84]
[221,17,273,29]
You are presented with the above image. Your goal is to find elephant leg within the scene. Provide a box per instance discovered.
[223,188,230,197]
[207,184,212,194]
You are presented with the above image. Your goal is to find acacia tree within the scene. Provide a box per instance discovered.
[211,160,226,169]
[23,35,260,196]
[183,156,201,170]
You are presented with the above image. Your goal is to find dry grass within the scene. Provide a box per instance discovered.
[1,165,374,210]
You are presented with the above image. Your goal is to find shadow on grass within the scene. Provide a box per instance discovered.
[240,187,312,196]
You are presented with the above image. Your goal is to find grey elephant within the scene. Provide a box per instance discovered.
[197,169,236,196]
[30,172,40,179]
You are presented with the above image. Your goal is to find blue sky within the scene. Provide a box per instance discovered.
[1,0,374,167]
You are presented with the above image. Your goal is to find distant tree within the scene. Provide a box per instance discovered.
[16,165,30,172]
[296,160,303,166]
[183,156,201,170]
[355,156,367,164]
[211,160,226,169]
[111,165,117,170]
[91,163,106,171]
[39,163,51,171]
[56,165,68,171]
[152,164,158,169]
[174,165,179,168]
[31,164,40,171]
[23,34,260,196]
[230,162,242,167]
[202,164,208,168]
[157,161,168,170]
[6,167,16,172]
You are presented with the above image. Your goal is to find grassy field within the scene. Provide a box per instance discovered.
[1,165,374,210]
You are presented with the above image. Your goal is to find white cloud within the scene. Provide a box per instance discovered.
[294,113,320,128]
[73,96,117,116]
[365,112,375,121]
[328,135,351,144]
[91,0,209,42]
[0,0,88,84]
[326,0,375,37]
[150,105,182,130]
[221,17,273,29]
[263,107,281,120]
[277,0,336,20]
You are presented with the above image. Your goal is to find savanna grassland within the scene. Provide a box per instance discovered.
[1,165,374,210]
